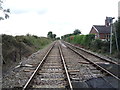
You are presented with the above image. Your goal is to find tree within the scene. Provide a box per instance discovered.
[73,29,81,35]
[47,31,57,40]
[52,34,56,39]
[114,17,120,51]
[56,37,60,40]
[0,0,10,20]
[61,33,73,40]
[47,31,53,38]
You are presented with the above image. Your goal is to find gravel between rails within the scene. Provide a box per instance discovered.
[64,43,108,64]
[60,42,105,82]
[31,42,67,88]
[2,43,54,88]
[63,41,120,64]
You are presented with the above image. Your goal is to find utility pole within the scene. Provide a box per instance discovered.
[109,17,115,54]
[110,23,112,54]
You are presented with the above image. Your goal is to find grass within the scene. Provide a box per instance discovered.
[2,34,52,65]
[65,34,120,59]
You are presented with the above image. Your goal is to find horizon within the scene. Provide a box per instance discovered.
[0,0,120,37]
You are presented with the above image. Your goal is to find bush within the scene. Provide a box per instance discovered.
[66,34,95,48]
[22,38,32,46]
[91,39,102,50]
[82,34,95,47]
[90,39,110,53]
[2,34,52,65]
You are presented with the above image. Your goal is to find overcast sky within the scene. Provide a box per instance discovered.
[0,0,119,37]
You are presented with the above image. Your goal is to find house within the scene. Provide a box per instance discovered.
[89,17,111,41]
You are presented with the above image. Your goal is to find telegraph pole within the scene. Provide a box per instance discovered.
[109,17,115,54]
[110,23,113,54]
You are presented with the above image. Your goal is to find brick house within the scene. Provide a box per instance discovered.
[89,25,111,41]
[89,17,111,41]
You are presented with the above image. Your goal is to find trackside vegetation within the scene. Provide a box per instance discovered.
[61,18,120,59]
[2,34,52,65]
[63,34,119,59]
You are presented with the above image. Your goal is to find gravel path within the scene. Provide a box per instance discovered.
[2,43,54,88]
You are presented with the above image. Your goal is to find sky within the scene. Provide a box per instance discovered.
[0,0,120,37]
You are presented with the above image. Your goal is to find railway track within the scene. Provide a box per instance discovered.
[63,41,119,65]
[22,40,119,89]
[61,41,119,88]
[22,42,73,90]
[62,41,120,79]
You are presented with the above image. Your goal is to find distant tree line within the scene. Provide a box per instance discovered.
[47,31,60,40]
[61,29,81,40]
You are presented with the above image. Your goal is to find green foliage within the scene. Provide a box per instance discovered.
[52,34,56,39]
[16,35,51,50]
[82,34,95,47]
[2,34,18,48]
[61,33,73,40]
[73,35,85,44]
[47,31,57,40]
[91,39,109,53]
[56,37,60,40]
[66,34,95,48]
[2,34,52,64]
[91,39,102,50]
[32,35,38,39]
[61,19,120,58]
[47,31,52,38]
[22,38,33,46]
[65,33,111,54]
[73,29,81,35]
[0,0,10,20]
[115,17,120,51]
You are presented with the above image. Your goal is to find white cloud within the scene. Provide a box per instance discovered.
[1,0,120,37]
[0,12,49,36]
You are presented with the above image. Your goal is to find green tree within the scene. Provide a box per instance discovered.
[47,31,53,39]
[52,34,56,39]
[47,31,57,40]
[73,29,81,35]
[114,17,120,51]
[56,37,60,40]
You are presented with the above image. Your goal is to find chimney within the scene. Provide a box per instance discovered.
[105,17,110,27]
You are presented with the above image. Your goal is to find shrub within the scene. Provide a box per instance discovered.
[22,38,33,46]
[91,39,102,50]
[2,34,52,65]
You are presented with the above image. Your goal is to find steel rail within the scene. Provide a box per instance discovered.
[58,45,73,90]
[22,42,55,90]
[66,45,120,81]
[63,41,119,65]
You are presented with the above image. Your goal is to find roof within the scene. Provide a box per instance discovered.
[93,25,111,34]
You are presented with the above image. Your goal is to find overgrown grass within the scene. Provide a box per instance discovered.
[66,34,95,48]
[65,34,120,59]
[2,34,52,65]
[16,35,51,50]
